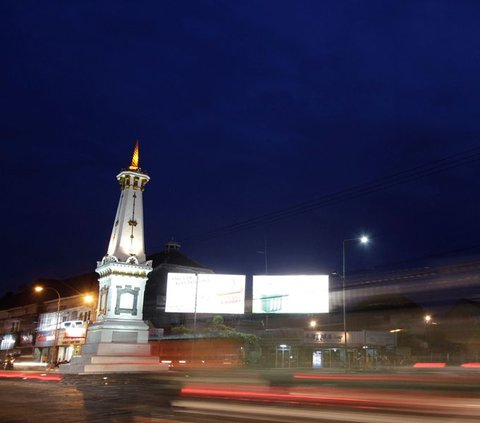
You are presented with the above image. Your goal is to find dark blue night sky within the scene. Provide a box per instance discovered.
[1,1,480,295]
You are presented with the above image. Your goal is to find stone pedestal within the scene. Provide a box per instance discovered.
[60,319,168,374]
[61,260,168,374]
[61,319,168,374]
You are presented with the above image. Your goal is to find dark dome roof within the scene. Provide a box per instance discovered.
[147,247,209,270]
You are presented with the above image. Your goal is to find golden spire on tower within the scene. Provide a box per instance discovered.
[129,141,140,170]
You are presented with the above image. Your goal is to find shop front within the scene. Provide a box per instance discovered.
[304,330,396,369]
[34,329,56,363]
[34,320,88,364]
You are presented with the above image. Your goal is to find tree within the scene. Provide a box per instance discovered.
[206,315,260,348]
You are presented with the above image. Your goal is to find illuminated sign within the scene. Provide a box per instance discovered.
[34,331,55,347]
[305,331,344,344]
[304,331,395,347]
[20,334,33,345]
[252,275,329,314]
[166,273,245,314]
[64,327,87,338]
[0,334,16,351]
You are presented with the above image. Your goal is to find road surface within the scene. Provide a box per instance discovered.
[0,369,479,422]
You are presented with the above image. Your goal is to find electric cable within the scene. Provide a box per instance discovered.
[179,146,480,243]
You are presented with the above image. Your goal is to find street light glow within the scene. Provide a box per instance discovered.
[34,286,44,293]
[360,235,369,244]
[309,320,317,328]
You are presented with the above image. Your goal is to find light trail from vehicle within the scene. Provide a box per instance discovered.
[0,371,62,381]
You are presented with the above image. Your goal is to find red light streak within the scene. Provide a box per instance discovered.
[413,362,446,368]
[181,385,380,407]
[461,363,480,368]
[293,371,480,385]
[294,373,427,382]
[0,371,62,381]
[180,383,469,413]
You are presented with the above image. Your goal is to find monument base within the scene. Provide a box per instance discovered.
[61,318,168,374]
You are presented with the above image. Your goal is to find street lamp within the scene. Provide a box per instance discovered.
[84,294,94,305]
[34,285,61,365]
[309,320,317,329]
[342,235,369,370]
[424,314,432,354]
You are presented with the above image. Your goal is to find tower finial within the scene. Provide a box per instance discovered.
[129,140,140,170]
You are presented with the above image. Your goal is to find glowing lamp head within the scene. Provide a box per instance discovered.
[309,320,317,328]
[84,294,94,304]
[425,314,432,323]
[360,236,369,244]
[34,286,44,293]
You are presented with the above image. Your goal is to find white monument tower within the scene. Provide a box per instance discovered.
[63,143,167,373]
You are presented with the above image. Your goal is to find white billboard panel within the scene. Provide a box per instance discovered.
[165,273,197,313]
[252,275,329,314]
[165,273,245,314]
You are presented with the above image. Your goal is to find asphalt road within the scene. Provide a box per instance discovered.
[0,372,182,423]
[0,369,479,423]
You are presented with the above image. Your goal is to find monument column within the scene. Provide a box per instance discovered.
[62,142,167,373]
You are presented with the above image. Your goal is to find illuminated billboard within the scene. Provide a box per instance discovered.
[252,275,329,314]
[165,273,245,314]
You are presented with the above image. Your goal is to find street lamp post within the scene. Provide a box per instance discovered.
[193,273,199,336]
[342,236,369,370]
[424,314,432,358]
[34,286,61,365]
[191,273,199,366]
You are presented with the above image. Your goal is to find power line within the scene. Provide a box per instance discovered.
[179,146,480,243]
